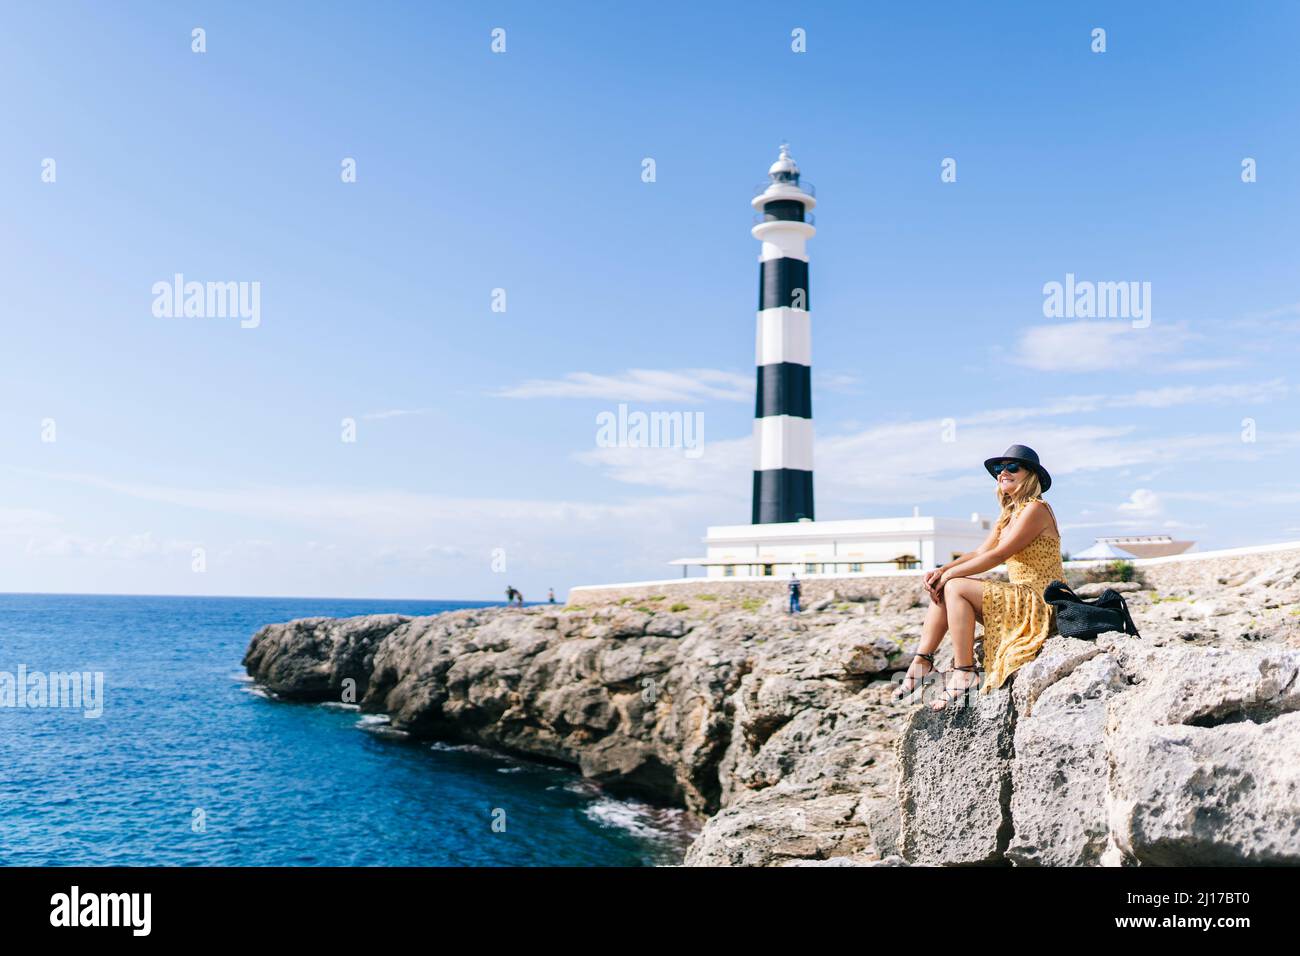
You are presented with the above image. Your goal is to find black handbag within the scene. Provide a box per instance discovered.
[1043,580,1141,640]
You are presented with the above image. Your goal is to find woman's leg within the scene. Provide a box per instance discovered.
[932,578,984,710]
[896,597,947,695]
[920,596,948,652]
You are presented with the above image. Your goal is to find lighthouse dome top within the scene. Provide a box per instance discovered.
[768,143,800,182]
[752,144,815,210]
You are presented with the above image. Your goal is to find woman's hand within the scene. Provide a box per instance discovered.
[926,569,948,604]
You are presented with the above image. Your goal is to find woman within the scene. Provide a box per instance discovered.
[893,444,1065,711]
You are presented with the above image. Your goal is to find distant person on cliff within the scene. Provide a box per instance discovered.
[894,444,1065,713]
[788,573,802,613]
[547,588,556,604]
[505,585,521,606]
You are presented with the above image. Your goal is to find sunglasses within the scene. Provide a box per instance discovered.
[991,462,1022,476]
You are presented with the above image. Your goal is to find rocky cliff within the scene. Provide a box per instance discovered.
[242,553,1300,865]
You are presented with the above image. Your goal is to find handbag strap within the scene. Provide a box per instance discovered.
[1114,593,1141,638]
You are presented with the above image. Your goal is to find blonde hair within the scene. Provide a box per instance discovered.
[992,470,1043,541]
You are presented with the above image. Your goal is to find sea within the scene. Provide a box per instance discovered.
[0,594,696,866]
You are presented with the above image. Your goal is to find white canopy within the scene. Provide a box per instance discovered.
[1071,540,1132,560]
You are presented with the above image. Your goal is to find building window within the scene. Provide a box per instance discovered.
[762,564,774,576]
[849,563,862,573]
[723,565,735,577]
[804,563,818,574]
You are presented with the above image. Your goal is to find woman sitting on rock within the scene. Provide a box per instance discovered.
[893,444,1065,711]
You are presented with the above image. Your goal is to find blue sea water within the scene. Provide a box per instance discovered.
[0,594,694,866]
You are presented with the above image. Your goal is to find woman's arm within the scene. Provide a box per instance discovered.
[924,522,1000,590]
[939,501,1053,585]
[951,523,1000,566]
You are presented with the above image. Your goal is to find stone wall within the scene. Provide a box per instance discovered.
[569,545,1300,606]
[1131,546,1300,593]
[567,575,928,610]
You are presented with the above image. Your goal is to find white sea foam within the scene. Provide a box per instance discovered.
[583,795,695,846]
[559,779,601,798]
[427,740,500,759]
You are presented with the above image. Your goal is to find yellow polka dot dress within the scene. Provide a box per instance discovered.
[979,497,1066,694]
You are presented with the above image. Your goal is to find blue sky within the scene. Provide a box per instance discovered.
[2,1,1298,599]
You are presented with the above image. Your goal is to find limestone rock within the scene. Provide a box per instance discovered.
[1074,581,1143,598]
[1102,640,1300,865]
[1006,651,1128,865]
[243,549,1300,866]
[896,687,1016,865]
[242,613,407,701]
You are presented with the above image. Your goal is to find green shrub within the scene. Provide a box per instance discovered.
[669,602,690,612]
[1066,560,1148,589]
[698,593,718,601]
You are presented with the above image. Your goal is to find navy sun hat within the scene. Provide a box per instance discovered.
[984,444,1051,493]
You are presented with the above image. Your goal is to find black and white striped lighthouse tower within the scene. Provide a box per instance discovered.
[751,144,816,524]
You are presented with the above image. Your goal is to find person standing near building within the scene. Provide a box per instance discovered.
[788,573,802,613]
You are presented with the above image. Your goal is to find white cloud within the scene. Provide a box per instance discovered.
[574,435,749,493]
[1117,488,1162,518]
[1107,379,1289,408]
[1011,321,1235,373]
[494,368,750,403]
[5,467,744,593]
[573,383,1300,510]
[813,371,861,393]
[0,507,61,533]
[361,408,435,420]
[23,530,196,561]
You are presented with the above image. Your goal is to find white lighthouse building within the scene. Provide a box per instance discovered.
[752,144,816,524]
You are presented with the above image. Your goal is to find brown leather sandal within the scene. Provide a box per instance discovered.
[931,663,983,711]
[893,651,938,701]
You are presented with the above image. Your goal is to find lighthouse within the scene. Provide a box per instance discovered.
[662,150,997,580]
[751,144,816,524]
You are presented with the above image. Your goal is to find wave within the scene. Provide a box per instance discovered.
[583,795,698,856]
